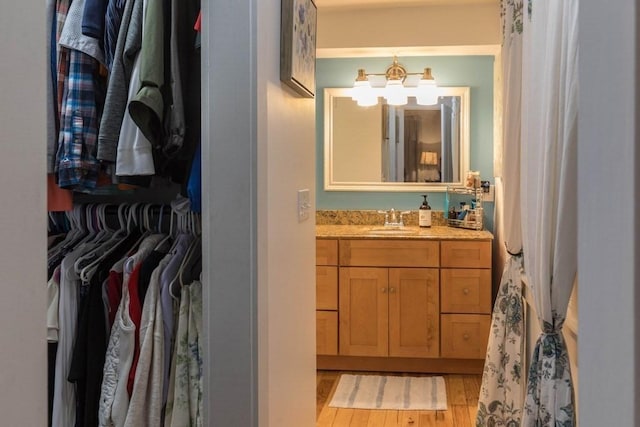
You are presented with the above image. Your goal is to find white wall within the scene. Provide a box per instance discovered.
[578,0,639,425]
[317,3,500,52]
[257,1,317,426]
[0,0,47,425]
[204,1,315,425]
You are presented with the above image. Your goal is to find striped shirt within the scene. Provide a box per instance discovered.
[104,0,128,70]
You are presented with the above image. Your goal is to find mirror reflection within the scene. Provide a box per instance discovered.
[324,87,469,192]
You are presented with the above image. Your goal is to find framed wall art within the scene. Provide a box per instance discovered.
[280,0,317,98]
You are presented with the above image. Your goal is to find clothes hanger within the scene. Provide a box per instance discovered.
[169,235,201,300]
[78,203,144,283]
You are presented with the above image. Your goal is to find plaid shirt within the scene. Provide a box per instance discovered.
[56,49,102,190]
[55,0,72,115]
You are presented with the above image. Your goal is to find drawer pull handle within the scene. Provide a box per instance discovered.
[389,287,396,293]
[463,333,470,340]
[381,288,387,293]
[463,288,470,295]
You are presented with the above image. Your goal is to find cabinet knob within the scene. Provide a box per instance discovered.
[389,287,396,293]
[381,287,387,293]
[463,288,470,295]
[463,333,470,340]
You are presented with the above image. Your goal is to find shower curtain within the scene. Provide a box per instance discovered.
[520,0,578,425]
[476,0,525,425]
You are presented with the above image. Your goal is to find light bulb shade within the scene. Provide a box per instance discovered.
[356,94,378,107]
[384,79,407,106]
[352,79,371,100]
[351,80,378,107]
[352,79,378,106]
[416,68,438,105]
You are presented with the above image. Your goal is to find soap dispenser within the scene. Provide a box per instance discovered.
[419,195,432,228]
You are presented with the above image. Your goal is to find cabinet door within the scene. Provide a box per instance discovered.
[441,314,491,359]
[441,268,491,314]
[316,266,338,310]
[316,311,338,355]
[339,267,388,357]
[388,268,440,358]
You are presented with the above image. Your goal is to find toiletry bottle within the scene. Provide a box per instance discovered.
[449,205,457,220]
[419,195,432,228]
[457,202,468,220]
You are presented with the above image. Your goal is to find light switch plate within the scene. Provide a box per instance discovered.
[484,185,495,202]
[297,189,311,222]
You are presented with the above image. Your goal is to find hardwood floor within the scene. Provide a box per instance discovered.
[316,371,482,427]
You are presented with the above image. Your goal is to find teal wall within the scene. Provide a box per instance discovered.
[315,56,495,232]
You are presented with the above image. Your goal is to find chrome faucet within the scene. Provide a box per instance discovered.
[377,208,411,227]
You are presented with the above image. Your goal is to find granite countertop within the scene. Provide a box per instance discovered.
[316,225,493,240]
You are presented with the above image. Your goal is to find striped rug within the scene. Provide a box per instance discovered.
[328,374,447,410]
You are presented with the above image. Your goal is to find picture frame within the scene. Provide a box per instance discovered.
[280,0,317,98]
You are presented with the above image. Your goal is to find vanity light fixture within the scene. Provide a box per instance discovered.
[351,56,439,107]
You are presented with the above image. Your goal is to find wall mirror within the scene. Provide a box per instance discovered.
[324,86,470,192]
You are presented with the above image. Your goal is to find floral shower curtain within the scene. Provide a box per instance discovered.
[520,0,578,425]
[476,1,526,425]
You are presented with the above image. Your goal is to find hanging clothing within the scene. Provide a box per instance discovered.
[124,255,170,426]
[55,49,103,190]
[163,283,189,426]
[56,0,107,191]
[47,266,61,343]
[82,0,109,39]
[124,234,166,395]
[115,53,156,181]
[52,241,97,427]
[99,233,163,426]
[104,0,128,70]
[186,281,203,426]
[46,0,58,173]
[160,234,194,405]
[128,0,165,147]
[164,280,203,427]
[70,232,141,427]
[103,296,136,427]
[98,0,142,163]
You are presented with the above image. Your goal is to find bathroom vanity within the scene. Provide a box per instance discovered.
[316,225,493,374]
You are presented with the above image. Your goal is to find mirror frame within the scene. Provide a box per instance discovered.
[323,86,470,192]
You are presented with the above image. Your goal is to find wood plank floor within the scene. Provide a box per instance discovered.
[317,371,482,427]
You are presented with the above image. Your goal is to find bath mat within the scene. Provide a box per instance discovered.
[328,374,447,410]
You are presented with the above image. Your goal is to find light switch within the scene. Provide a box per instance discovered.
[484,185,495,202]
[297,189,311,222]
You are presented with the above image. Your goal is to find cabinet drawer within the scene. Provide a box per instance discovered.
[441,314,490,359]
[316,239,338,266]
[316,239,338,265]
[316,266,338,310]
[316,311,338,355]
[339,239,439,268]
[441,269,492,314]
[441,241,491,268]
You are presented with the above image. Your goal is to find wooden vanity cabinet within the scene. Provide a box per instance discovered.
[315,239,338,355]
[338,240,440,359]
[316,236,492,373]
[440,240,492,359]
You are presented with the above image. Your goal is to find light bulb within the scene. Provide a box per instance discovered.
[385,79,407,106]
[416,68,438,105]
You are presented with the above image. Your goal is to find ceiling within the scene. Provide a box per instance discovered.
[314,0,497,9]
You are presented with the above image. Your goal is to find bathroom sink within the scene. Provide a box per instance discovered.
[366,227,417,235]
